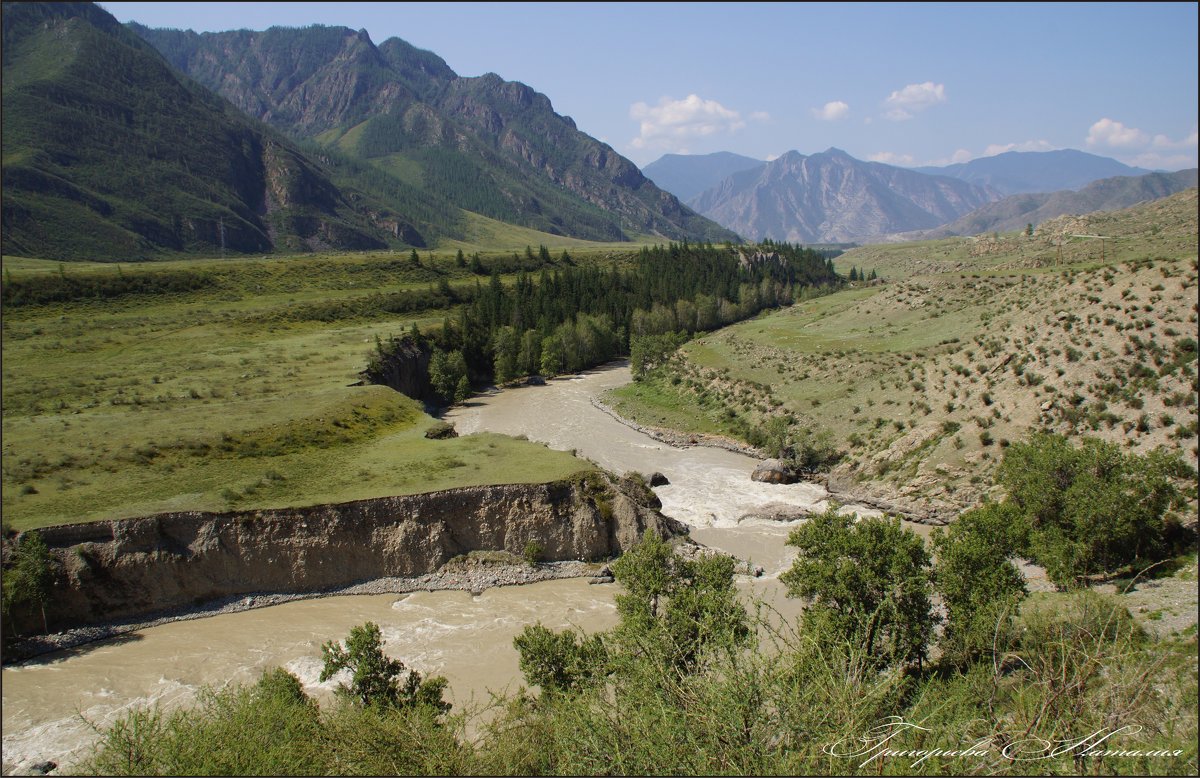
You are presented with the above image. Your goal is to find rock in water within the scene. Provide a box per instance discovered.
[648,472,670,486]
[750,458,798,484]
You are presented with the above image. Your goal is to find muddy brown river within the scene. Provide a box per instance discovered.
[3,363,886,774]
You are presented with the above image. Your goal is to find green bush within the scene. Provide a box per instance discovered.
[998,433,1189,587]
[931,503,1027,665]
[781,507,937,669]
[522,541,544,567]
[320,622,450,714]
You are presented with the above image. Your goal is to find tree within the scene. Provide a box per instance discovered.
[1025,222,1034,237]
[453,374,471,404]
[996,433,1187,588]
[931,503,1027,665]
[455,248,466,268]
[610,531,750,673]
[2,531,53,634]
[320,622,449,714]
[629,332,685,381]
[492,325,519,384]
[781,507,936,669]
[513,624,606,698]
[539,333,565,376]
[517,329,541,377]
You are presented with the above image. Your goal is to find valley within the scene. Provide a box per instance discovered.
[1,1,1197,775]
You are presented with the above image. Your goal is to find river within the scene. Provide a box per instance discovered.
[2,363,882,774]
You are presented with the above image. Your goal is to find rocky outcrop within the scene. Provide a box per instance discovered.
[16,472,685,634]
[364,333,432,402]
[751,458,798,484]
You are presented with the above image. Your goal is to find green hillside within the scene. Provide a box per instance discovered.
[130,22,739,245]
[608,190,1200,519]
[0,2,458,260]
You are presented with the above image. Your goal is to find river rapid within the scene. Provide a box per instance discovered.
[2,363,886,774]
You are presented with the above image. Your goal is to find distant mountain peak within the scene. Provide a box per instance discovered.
[913,149,1153,195]
[688,148,997,243]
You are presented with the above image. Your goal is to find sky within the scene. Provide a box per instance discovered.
[98,2,1198,171]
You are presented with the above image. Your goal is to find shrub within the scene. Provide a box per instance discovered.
[781,507,937,669]
[997,434,1189,588]
[931,504,1027,665]
[320,622,450,714]
[523,541,545,567]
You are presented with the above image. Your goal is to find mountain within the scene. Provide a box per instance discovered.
[128,23,737,245]
[642,152,766,202]
[1,2,451,260]
[913,149,1154,196]
[688,148,998,243]
[921,169,1199,238]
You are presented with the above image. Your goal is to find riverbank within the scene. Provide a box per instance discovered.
[4,558,604,664]
[590,393,954,525]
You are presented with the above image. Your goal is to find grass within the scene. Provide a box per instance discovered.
[439,212,644,254]
[1,252,602,531]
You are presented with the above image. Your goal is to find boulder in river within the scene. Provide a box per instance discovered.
[751,458,798,484]
[648,472,669,486]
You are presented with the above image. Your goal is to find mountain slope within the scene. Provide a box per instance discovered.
[913,149,1154,196]
[689,148,997,243]
[924,169,1199,237]
[130,23,737,244]
[642,152,766,202]
[1,2,449,260]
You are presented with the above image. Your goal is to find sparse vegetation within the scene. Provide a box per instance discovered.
[606,191,1199,518]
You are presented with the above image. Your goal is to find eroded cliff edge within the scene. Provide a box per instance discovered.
[12,471,684,635]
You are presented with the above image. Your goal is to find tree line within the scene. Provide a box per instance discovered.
[368,240,842,402]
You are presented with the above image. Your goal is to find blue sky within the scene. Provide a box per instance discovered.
[99,2,1198,170]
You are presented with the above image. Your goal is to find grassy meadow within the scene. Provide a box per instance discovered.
[0,241,666,531]
[607,190,1200,514]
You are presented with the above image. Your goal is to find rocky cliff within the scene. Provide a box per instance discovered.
[15,472,684,633]
[129,22,739,244]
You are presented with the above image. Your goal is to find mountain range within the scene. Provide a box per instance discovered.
[911,149,1154,196]
[685,148,997,244]
[128,21,735,246]
[643,148,1175,244]
[1,3,733,261]
[2,2,430,260]
[918,168,1199,238]
[641,152,766,203]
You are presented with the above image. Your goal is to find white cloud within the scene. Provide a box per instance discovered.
[883,81,946,120]
[765,153,780,162]
[868,151,915,166]
[1127,151,1197,170]
[982,139,1057,156]
[749,111,771,122]
[1151,127,1198,149]
[1085,118,1149,149]
[1083,120,1197,168]
[812,101,850,121]
[629,94,763,151]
